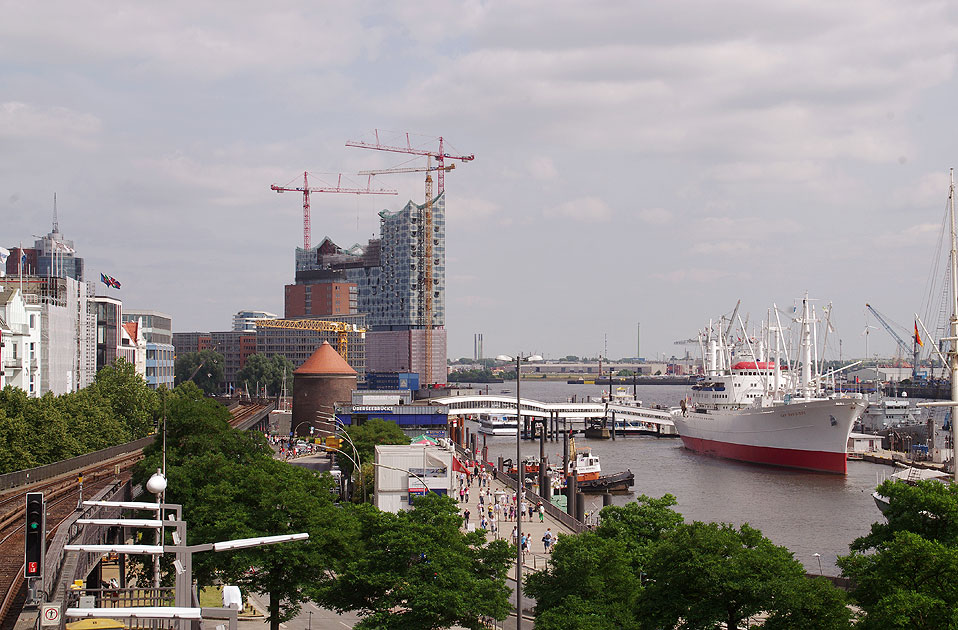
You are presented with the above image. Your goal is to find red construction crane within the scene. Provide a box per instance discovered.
[346,130,474,197]
[271,171,396,251]
[346,132,473,385]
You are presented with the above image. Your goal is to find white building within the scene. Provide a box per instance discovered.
[374,443,455,513]
[123,310,175,389]
[0,286,42,395]
[232,310,278,332]
[119,319,147,379]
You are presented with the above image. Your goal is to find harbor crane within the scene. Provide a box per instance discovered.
[270,172,396,251]
[346,131,474,385]
[865,303,920,381]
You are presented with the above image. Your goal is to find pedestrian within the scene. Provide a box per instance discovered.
[459,487,465,502]
[520,534,529,561]
[538,502,545,522]
[511,526,518,547]
[520,500,527,520]
[480,515,487,530]
[463,509,470,526]
[543,528,553,553]
[465,487,470,502]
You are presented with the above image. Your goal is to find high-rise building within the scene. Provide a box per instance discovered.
[123,310,175,389]
[93,296,122,373]
[284,269,356,318]
[286,195,448,383]
[474,333,483,361]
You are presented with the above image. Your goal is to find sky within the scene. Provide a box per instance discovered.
[3,1,958,363]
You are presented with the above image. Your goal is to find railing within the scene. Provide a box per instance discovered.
[0,435,154,492]
[454,442,588,534]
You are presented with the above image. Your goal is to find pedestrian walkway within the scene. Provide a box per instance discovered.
[453,470,574,575]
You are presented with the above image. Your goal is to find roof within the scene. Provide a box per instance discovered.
[122,321,138,340]
[294,341,356,376]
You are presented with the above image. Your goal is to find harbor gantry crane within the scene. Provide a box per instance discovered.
[346,131,474,385]
[254,318,367,365]
[865,303,921,381]
[270,172,397,251]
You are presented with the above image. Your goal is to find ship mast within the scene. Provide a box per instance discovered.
[950,168,958,482]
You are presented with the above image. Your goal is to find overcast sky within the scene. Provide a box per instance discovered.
[3,1,958,362]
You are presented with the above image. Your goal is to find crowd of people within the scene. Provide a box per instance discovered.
[456,468,555,554]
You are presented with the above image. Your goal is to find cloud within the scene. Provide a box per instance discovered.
[636,208,672,225]
[544,197,612,222]
[528,156,558,180]
[0,102,101,147]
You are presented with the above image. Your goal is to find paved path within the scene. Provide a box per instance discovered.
[453,471,576,578]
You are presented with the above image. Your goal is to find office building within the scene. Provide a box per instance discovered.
[123,310,175,389]
[0,286,42,395]
[232,310,278,332]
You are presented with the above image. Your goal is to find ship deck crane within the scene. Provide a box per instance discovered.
[271,172,397,251]
[346,131,474,385]
[254,319,367,365]
[865,303,920,381]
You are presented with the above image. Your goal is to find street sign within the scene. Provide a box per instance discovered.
[40,605,60,626]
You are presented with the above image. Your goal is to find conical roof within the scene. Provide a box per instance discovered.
[294,341,357,376]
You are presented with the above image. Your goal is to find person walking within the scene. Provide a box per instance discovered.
[463,509,471,527]
[538,502,545,522]
[543,528,553,553]
[459,487,465,502]
[465,487,470,502]
[511,525,518,548]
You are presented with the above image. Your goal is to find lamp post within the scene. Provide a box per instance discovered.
[316,412,364,501]
[496,353,542,630]
[813,552,823,575]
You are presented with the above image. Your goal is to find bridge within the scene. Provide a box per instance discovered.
[427,395,678,434]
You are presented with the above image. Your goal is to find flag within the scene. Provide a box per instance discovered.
[101,273,122,289]
[915,321,923,347]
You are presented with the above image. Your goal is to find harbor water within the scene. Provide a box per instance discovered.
[465,379,895,575]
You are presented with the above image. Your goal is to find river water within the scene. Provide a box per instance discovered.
[461,380,894,575]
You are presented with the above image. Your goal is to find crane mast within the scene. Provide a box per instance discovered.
[346,131,474,384]
[865,303,921,381]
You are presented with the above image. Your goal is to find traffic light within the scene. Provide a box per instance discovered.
[24,492,44,578]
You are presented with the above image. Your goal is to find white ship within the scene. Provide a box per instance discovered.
[673,296,867,474]
[477,413,517,436]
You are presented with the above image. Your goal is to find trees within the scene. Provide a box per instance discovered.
[321,493,512,629]
[92,358,159,437]
[337,418,411,479]
[136,383,350,630]
[640,522,831,630]
[174,350,224,395]
[839,479,958,628]
[526,495,683,629]
[236,354,295,396]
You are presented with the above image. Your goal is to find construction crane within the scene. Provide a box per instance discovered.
[254,318,367,365]
[270,171,396,251]
[865,303,920,381]
[346,131,474,385]
[357,162,455,181]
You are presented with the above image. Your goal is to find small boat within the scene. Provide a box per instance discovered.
[873,466,951,513]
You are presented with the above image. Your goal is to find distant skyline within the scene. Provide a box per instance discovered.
[3,2,958,363]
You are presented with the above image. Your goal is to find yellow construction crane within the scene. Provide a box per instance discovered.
[254,319,367,364]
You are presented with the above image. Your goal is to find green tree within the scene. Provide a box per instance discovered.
[322,493,512,629]
[762,576,853,630]
[135,383,352,630]
[640,522,822,630]
[850,479,958,551]
[236,353,295,396]
[337,418,411,479]
[839,531,958,630]
[174,350,224,395]
[526,495,683,629]
[93,357,159,437]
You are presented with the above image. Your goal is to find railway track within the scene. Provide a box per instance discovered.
[0,401,266,628]
[0,455,139,629]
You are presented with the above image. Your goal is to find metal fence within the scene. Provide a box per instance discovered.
[0,435,154,492]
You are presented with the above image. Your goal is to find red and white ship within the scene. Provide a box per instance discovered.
[673,296,866,474]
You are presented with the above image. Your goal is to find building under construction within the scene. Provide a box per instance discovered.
[289,193,447,384]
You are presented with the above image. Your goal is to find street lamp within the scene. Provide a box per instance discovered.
[496,352,542,630]
[813,552,823,575]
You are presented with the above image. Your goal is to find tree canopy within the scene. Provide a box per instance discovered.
[321,493,512,629]
[174,349,224,394]
[0,359,157,474]
[236,353,295,396]
[839,478,958,628]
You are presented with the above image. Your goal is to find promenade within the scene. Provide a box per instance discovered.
[454,470,577,577]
